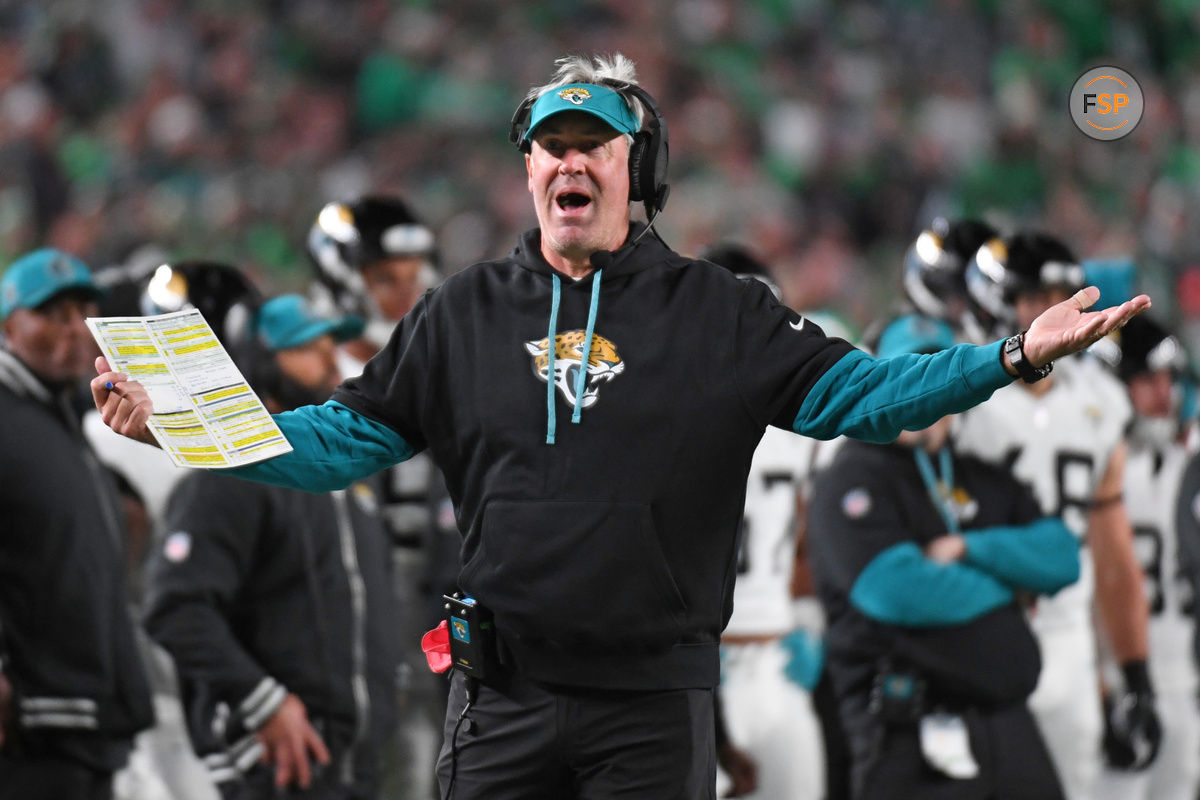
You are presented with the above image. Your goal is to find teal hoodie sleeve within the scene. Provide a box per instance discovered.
[849,541,1016,626]
[962,517,1080,595]
[793,344,1012,443]
[730,279,1012,442]
[229,400,414,492]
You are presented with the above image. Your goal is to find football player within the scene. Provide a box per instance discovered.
[954,231,1159,799]
[1096,314,1198,800]
[306,194,439,377]
[900,217,998,331]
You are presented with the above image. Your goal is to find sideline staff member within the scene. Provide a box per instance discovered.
[807,314,1078,799]
[93,54,1149,799]
[143,293,399,799]
[1,249,154,799]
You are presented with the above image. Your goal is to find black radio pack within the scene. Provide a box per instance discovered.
[443,594,496,681]
[870,670,928,725]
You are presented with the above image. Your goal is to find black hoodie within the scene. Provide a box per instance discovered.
[331,225,858,690]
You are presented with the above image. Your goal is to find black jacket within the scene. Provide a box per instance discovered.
[142,471,400,789]
[0,350,153,770]
[808,439,1065,714]
[333,225,858,690]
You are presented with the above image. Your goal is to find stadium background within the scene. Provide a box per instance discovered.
[2,0,1198,340]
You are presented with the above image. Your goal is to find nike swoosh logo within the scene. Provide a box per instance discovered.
[790,318,806,331]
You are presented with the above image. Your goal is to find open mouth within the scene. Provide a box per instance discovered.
[555,190,592,211]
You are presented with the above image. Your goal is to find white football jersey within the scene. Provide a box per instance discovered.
[954,355,1132,631]
[1127,442,1199,693]
[725,427,827,636]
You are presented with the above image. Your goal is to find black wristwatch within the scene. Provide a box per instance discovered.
[1004,331,1053,383]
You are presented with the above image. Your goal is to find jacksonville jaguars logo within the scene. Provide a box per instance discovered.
[525,330,625,409]
[945,486,980,525]
[557,87,592,106]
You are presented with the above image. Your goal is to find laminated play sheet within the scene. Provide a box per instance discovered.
[87,309,292,468]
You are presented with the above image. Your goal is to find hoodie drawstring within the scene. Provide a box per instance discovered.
[572,270,603,424]
[545,274,563,444]
[544,269,604,444]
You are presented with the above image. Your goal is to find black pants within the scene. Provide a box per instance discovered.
[0,750,113,800]
[812,670,852,800]
[436,670,715,800]
[846,703,1064,800]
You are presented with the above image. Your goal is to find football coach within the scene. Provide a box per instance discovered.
[93,53,1149,800]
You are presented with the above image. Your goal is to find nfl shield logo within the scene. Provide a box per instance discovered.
[842,488,872,519]
[164,531,192,563]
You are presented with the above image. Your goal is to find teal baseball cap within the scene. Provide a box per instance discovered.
[876,313,957,359]
[256,294,365,352]
[522,83,640,144]
[1,248,100,320]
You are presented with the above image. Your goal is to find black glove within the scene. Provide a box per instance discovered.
[1102,660,1162,771]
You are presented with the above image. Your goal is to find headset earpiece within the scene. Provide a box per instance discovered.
[509,95,535,153]
[628,130,651,203]
[611,82,670,219]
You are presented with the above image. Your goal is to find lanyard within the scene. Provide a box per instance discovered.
[913,446,961,534]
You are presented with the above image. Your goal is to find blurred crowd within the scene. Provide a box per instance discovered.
[2,0,1200,337]
[6,4,1200,794]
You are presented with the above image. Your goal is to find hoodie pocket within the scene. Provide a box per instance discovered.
[462,500,688,652]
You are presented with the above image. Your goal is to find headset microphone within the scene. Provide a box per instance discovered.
[587,209,666,273]
[589,250,614,270]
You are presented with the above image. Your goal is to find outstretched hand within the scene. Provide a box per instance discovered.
[1022,286,1151,368]
[90,356,158,446]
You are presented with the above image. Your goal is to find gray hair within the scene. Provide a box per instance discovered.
[525,53,647,129]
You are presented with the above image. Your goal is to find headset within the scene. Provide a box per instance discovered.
[509,80,671,222]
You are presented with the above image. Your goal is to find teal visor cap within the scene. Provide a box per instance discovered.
[1,248,99,320]
[257,294,365,351]
[523,83,640,143]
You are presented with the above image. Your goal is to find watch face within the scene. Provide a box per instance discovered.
[1006,336,1023,360]
[1006,334,1050,382]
